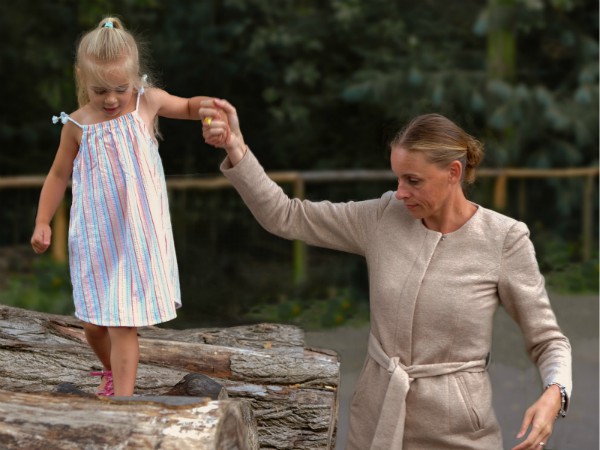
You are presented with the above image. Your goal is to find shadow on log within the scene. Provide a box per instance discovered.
[0,305,339,449]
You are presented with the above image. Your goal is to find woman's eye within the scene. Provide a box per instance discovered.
[408,178,420,185]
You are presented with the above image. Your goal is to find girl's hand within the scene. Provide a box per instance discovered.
[511,385,562,450]
[31,224,51,254]
[200,99,247,166]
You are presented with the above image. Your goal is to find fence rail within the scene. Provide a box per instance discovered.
[1,166,598,283]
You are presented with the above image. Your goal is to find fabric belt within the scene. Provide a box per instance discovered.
[368,332,487,450]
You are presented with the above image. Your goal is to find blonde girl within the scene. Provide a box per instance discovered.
[31,17,221,396]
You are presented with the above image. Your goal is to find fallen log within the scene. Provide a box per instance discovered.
[0,305,339,449]
[0,390,257,450]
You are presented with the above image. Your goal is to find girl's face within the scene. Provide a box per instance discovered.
[390,146,453,222]
[86,69,135,118]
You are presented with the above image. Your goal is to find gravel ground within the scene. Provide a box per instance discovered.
[305,293,598,450]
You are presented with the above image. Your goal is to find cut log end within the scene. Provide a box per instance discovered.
[0,391,258,450]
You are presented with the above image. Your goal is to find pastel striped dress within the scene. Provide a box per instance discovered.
[56,89,181,327]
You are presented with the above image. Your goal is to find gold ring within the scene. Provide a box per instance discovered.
[203,117,212,125]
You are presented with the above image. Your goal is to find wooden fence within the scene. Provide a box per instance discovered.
[1,166,597,284]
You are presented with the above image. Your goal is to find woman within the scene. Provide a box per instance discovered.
[200,99,571,450]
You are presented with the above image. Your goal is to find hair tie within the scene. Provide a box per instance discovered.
[104,21,114,28]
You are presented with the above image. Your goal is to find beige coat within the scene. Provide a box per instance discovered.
[221,150,572,450]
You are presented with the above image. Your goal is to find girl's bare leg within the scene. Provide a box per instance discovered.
[107,326,139,396]
[83,322,112,391]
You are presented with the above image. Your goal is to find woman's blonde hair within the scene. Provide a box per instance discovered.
[390,113,484,185]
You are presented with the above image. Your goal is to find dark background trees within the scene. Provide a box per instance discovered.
[0,0,597,325]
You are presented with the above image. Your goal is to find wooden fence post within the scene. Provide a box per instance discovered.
[517,178,526,220]
[292,176,307,285]
[582,175,594,262]
[494,173,507,211]
[51,200,68,263]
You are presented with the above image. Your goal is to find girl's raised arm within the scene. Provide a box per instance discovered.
[147,88,213,121]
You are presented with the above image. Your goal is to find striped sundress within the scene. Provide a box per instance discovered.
[56,88,181,327]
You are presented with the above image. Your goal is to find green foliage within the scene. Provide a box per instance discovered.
[545,260,599,294]
[3,0,597,199]
[1,0,597,324]
[532,229,599,294]
[0,257,74,315]
[242,286,369,330]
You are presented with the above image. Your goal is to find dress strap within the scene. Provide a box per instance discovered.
[135,74,148,111]
[52,112,83,129]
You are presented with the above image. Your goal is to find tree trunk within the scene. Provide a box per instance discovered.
[0,390,257,450]
[0,305,339,449]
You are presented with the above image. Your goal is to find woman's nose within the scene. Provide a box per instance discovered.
[395,184,409,200]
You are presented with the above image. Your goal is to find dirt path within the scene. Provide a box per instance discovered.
[305,293,598,450]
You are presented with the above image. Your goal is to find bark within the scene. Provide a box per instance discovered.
[0,305,339,449]
[0,390,257,450]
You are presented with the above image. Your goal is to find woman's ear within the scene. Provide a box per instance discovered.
[448,160,463,183]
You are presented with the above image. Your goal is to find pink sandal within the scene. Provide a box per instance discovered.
[90,370,114,396]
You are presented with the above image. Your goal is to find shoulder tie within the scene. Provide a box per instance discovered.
[135,74,148,111]
[52,112,83,129]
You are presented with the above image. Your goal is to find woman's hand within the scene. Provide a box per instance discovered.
[511,385,562,450]
[199,99,247,166]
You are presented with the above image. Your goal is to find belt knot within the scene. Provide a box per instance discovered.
[367,332,487,450]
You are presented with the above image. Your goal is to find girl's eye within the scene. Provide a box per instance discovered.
[94,89,106,95]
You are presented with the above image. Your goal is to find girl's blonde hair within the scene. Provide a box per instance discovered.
[390,113,484,185]
[74,17,160,135]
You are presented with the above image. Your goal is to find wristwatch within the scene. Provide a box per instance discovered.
[545,382,567,418]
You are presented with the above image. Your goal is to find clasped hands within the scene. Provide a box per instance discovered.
[199,98,247,165]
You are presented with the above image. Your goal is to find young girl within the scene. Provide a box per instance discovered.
[31,17,222,397]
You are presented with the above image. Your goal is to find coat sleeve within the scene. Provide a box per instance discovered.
[497,221,573,404]
[220,149,390,257]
